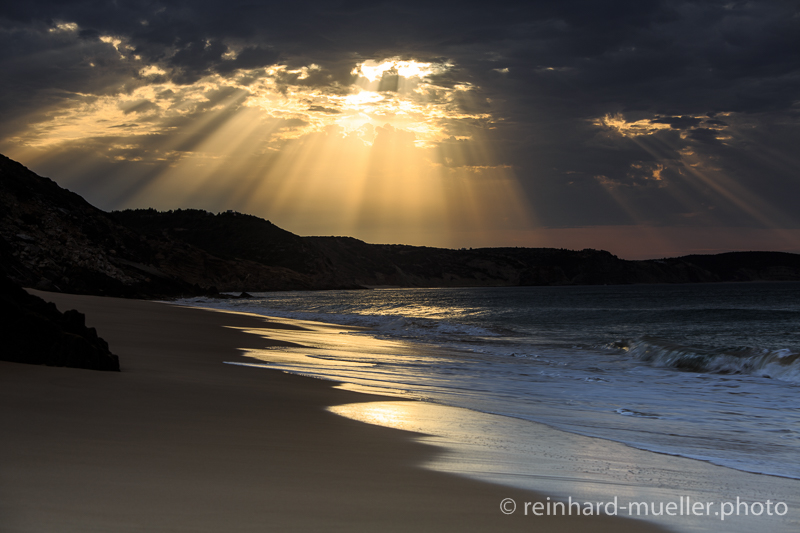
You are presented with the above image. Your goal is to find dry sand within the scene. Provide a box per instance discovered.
[0,291,668,532]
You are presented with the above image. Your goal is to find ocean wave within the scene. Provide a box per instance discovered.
[624,337,800,384]
[177,297,500,341]
[615,408,661,419]
[366,315,500,340]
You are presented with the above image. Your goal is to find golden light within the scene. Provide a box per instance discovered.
[3,52,533,248]
[49,22,78,33]
[353,59,443,83]
[7,19,800,260]
[593,113,673,137]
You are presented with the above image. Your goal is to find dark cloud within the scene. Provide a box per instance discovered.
[308,105,341,114]
[687,127,722,144]
[121,100,159,115]
[219,46,280,72]
[78,27,99,40]
[169,39,228,81]
[652,116,703,129]
[1,0,800,235]
[3,2,798,111]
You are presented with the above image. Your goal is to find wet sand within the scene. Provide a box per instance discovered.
[0,291,668,532]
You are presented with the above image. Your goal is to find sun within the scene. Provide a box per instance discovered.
[353,59,445,83]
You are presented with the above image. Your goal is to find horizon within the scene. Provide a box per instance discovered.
[2,2,800,260]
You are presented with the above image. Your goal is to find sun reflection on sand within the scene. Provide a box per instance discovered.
[219,309,800,532]
[329,400,799,533]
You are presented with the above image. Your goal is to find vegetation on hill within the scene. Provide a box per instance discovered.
[3,153,799,297]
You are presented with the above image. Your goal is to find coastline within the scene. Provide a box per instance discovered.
[188,290,800,533]
[0,290,673,532]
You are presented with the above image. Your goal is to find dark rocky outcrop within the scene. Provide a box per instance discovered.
[0,275,119,371]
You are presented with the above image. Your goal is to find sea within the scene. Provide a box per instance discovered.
[177,282,800,531]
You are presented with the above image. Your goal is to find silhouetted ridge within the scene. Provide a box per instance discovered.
[3,152,799,295]
[110,209,800,288]
[667,252,800,281]
[111,208,321,275]
[0,155,316,296]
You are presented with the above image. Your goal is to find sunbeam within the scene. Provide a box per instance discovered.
[7,57,532,247]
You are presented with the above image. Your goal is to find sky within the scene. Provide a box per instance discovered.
[1,1,799,259]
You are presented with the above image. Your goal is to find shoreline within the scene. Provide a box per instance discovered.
[181,297,800,533]
[0,291,695,531]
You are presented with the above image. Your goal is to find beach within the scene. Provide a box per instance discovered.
[0,290,675,532]
[3,1,799,530]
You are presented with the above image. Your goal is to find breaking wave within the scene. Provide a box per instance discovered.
[625,337,800,384]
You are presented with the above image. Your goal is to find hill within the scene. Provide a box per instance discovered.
[3,153,800,296]
[0,155,314,296]
[112,208,800,289]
